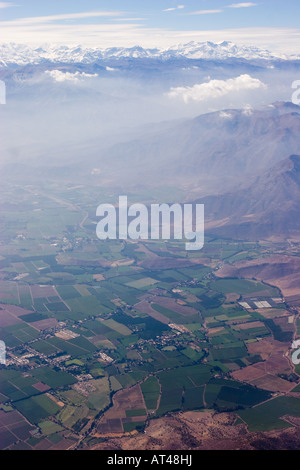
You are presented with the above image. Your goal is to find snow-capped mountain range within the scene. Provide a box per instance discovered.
[0,41,296,67]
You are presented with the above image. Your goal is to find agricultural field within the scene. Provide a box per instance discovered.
[0,182,299,449]
[238,397,300,432]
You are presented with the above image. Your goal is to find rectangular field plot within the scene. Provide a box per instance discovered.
[157,387,183,416]
[30,367,77,389]
[31,340,60,355]
[67,295,112,315]
[56,286,82,300]
[182,386,205,411]
[45,301,69,312]
[211,279,278,296]
[210,344,248,362]
[125,278,159,289]
[13,394,61,424]
[216,384,271,408]
[204,378,271,411]
[100,319,132,336]
[0,369,43,402]
[47,336,96,357]
[30,285,57,299]
[19,313,46,323]
[238,397,300,431]
[38,420,63,436]
[3,323,40,343]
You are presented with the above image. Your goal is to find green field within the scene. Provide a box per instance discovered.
[125,408,147,417]
[38,420,64,436]
[141,377,160,410]
[182,386,205,411]
[126,278,159,289]
[100,318,132,336]
[238,397,300,431]
[30,367,77,389]
[210,279,278,296]
[14,394,60,424]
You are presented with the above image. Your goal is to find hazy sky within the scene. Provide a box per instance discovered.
[0,1,299,53]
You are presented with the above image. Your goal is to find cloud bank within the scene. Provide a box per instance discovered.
[0,2,17,8]
[228,3,257,8]
[163,5,184,12]
[45,70,98,83]
[167,74,266,103]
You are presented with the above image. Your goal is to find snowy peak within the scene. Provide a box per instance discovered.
[0,41,295,67]
[163,41,277,60]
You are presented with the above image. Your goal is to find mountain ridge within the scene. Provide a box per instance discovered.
[200,154,300,239]
[91,101,300,193]
[0,41,296,67]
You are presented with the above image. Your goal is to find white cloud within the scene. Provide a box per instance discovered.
[242,105,254,116]
[219,111,233,119]
[228,3,257,8]
[188,9,223,15]
[0,1,18,7]
[163,5,185,12]
[111,17,146,21]
[167,74,266,103]
[45,70,98,83]
[0,19,299,56]
[1,10,123,26]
